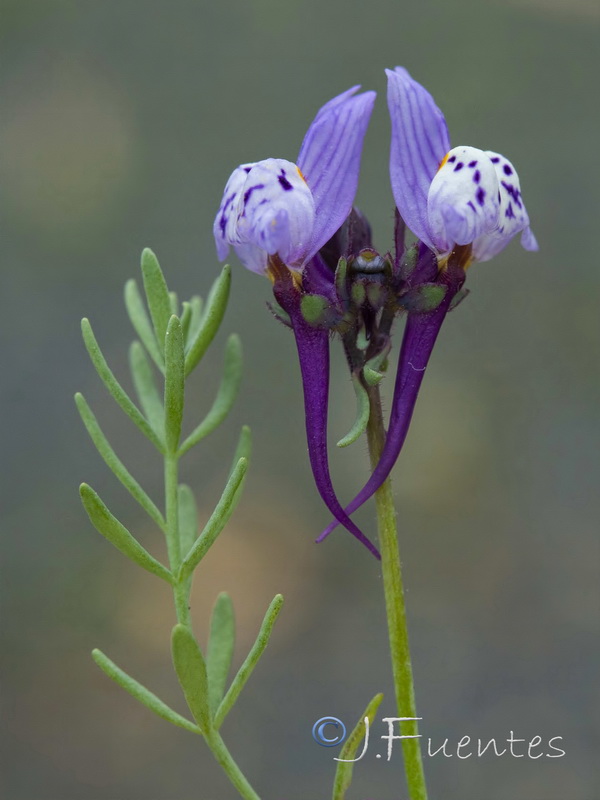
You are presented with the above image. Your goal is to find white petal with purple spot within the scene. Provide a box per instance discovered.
[213,158,315,272]
[427,146,500,253]
[471,151,538,262]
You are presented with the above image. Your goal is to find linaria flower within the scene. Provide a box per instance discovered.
[214,87,376,274]
[214,87,380,559]
[318,68,538,543]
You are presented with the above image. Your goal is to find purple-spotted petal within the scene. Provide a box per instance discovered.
[427,146,500,252]
[471,151,537,262]
[386,67,450,250]
[297,87,376,262]
[214,158,315,271]
[213,162,256,261]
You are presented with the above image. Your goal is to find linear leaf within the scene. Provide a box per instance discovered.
[178,484,198,557]
[124,279,164,371]
[185,265,231,377]
[214,594,283,729]
[180,301,193,343]
[92,649,200,734]
[206,593,235,716]
[80,483,171,582]
[171,624,211,734]
[337,374,370,448]
[75,393,165,530]
[81,318,163,451]
[164,315,185,453]
[178,334,243,456]
[179,457,248,581]
[128,341,164,439]
[185,295,204,349]
[332,693,384,799]
[226,426,251,518]
[141,248,172,354]
[169,290,179,315]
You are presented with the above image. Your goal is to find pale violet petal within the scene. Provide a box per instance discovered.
[297,87,375,261]
[427,146,500,252]
[471,151,537,262]
[386,67,450,250]
[233,242,269,274]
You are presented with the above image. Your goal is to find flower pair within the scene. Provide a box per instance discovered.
[214,68,537,558]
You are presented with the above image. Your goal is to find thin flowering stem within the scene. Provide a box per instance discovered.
[366,383,427,800]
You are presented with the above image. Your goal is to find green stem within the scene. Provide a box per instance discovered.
[366,384,428,800]
[164,448,259,800]
[205,730,261,800]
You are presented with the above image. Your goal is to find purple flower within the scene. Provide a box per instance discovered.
[317,68,539,544]
[214,86,380,558]
[214,87,376,274]
[386,66,538,263]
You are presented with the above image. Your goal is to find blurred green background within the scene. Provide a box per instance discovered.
[1,0,599,798]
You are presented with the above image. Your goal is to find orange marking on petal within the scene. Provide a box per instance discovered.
[437,153,449,173]
[297,166,307,183]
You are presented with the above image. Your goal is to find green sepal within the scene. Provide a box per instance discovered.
[363,342,391,387]
[300,294,335,328]
[92,649,200,734]
[332,692,384,799]
[185,265,231,377]
[79,483,172,582]
[337,374,370,448]
[178,456,248,581]
[178,484,198,557]
[401,242,419,278]
[214,594,283,729]
[75,393,165,530]
[401,283,447,313]
[124,279,164,372]
[449,287,470,311]
[207,593,236,716]
[171,624,211,735]
[164,315,185,453]
[351,283,366,305]
[128,341,164,439]
[334,257,349,303]
[81,318,164,451]
[178,334,243,457]
[141,248,172,355]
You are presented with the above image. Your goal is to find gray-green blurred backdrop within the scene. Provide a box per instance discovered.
[2,1,599,798]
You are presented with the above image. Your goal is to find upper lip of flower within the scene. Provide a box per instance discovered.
[213,86,376,274]
[386,66,538,262]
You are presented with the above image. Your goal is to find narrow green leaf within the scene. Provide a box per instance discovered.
[124,279,164,371]
[227,425,252,518]
[169,290,179,315]
[207,593,235,716]
[92,649,200,734]
[164,315,185,453]
[337,374,370,448]
[80,483,171,582]
[185,265,231,377]
[75,393,165,530]
[81,318,164,451]
[178,334,243,456]
[180,301,193,343]
[171,624,211,734]
[141,248,172,354]
[214,594,284,729]
[185,295,204,349]
[178,484,198,556]
[128,341,164,439]
[332,693,384,800]
[363,342,391,387]
[179,456,248,580]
